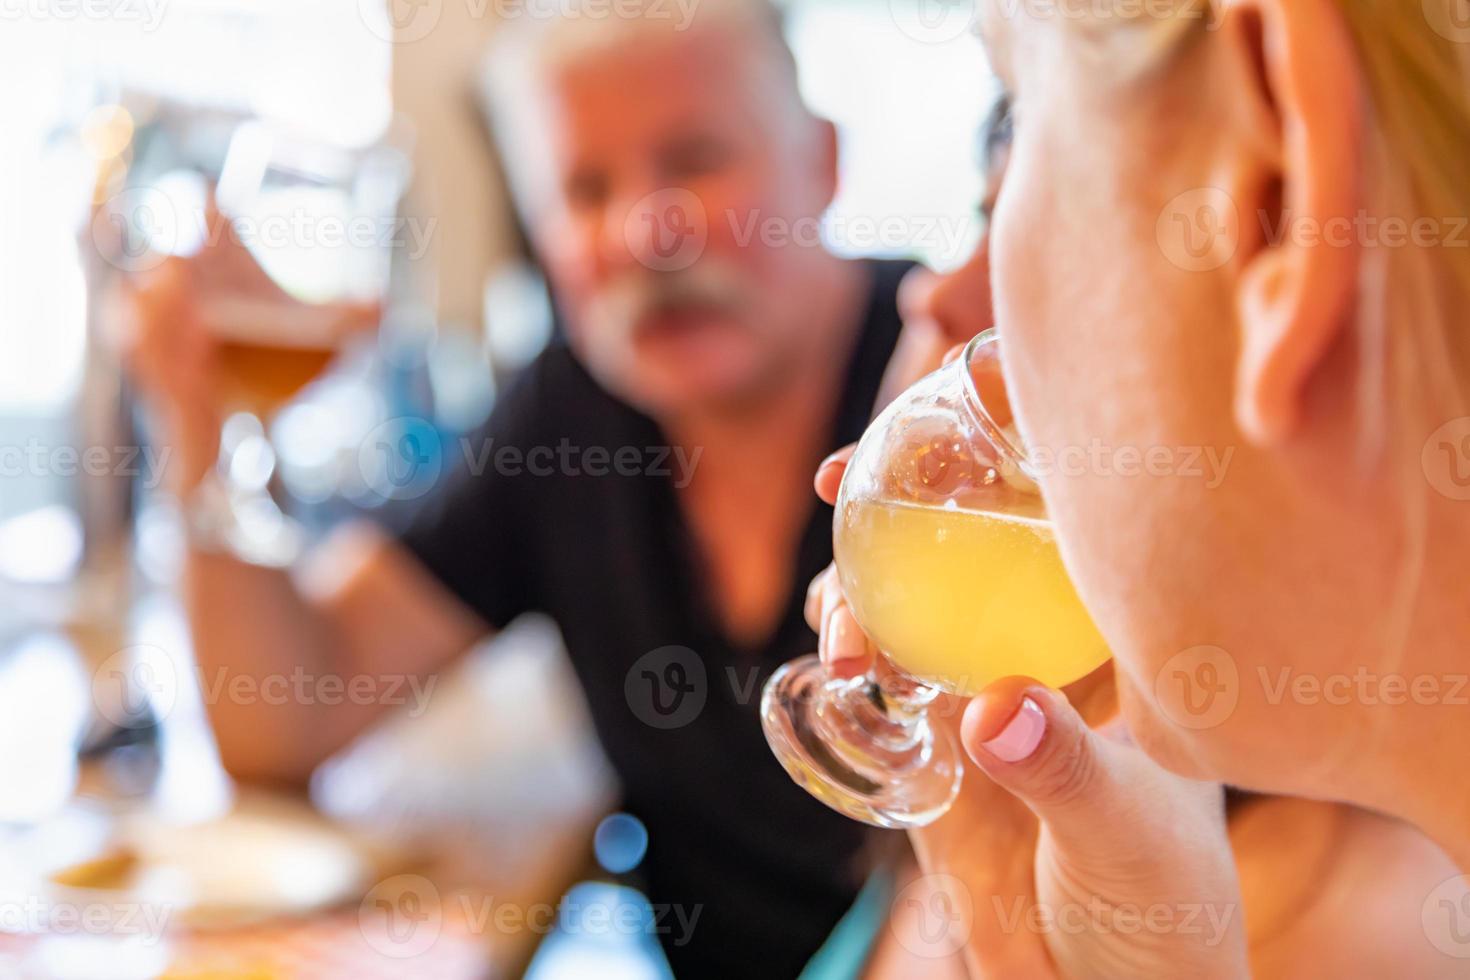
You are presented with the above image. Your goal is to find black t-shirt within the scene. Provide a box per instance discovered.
[399,260,910,978]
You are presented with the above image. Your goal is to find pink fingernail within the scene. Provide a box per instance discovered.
[828,608,862,662]
[981,697,1046,762]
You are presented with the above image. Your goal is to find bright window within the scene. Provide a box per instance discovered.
[787,0,996,271]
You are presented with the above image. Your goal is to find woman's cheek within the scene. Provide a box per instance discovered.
[1113,667,1207,778]
[987,177,1063,450]
[990,168,1174,767]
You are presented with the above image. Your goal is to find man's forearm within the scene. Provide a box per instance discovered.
[184,548,370,784]
[181,521,485,785]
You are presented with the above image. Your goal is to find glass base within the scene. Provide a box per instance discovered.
[188,470,304,568]
[224,486,305,567]
[761,655,963,829]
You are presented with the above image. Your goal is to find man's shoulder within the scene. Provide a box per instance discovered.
[866,256,917,302]
[488,341,641,443]
[846,256,916,377]
[500,340,594,404]
[860,257,917,343]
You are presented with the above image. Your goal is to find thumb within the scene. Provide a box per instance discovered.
[959,678,1247,978]
[959,677,1172,862]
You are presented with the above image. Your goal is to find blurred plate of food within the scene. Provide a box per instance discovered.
[0,791,398,936]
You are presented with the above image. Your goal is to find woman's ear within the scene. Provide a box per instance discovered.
[1220,0,1364,445]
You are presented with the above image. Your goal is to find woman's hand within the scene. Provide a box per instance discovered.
[809,451,1248,979]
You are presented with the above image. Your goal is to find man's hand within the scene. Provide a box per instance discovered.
[115,205,378,495]
[119,256,226,495]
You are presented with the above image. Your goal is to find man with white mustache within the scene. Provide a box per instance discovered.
[123,1,913,975]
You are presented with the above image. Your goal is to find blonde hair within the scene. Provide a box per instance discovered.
[1336,1,1470,666]
[1334,2,1470,433]
[1167,1,1470,661]
[1122,1,1470,415]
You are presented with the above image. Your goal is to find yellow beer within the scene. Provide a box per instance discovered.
[202,296,352,417]
[216,338,336,417]
[834,498,1109,696]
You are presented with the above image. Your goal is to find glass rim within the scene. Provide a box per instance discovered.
[958,328,1037,481]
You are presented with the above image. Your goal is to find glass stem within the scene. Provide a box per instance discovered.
[826,665,940,757]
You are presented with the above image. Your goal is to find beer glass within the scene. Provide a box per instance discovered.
[187,121,409,564]
[761,330,1110,828]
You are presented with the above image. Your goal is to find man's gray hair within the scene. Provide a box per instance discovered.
[478,0,805,205]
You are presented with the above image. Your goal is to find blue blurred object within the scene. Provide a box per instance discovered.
[797,869,895,980]
[593,812,649,876]
[523,881,674,980]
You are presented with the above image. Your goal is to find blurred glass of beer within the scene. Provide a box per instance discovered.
[203,295,353,417]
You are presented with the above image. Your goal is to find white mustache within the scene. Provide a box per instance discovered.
[590,264,749,336]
